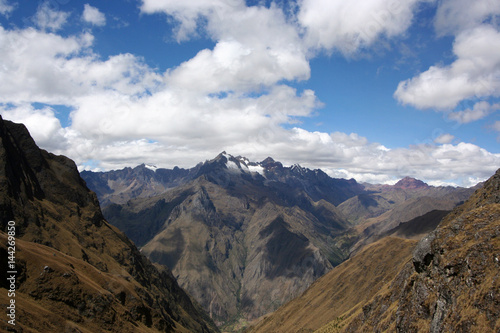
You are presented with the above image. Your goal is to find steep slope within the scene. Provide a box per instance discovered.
[0,116,218,333]
[248,169,498,333]
[101,153,353,327]
[337,168,500,332]
[382,209,450,240]
[248,236,417,333]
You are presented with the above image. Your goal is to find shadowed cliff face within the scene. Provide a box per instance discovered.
[0,116,218,333]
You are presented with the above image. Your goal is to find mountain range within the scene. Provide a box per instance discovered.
[83,153,360,328]
[82,151,476,330]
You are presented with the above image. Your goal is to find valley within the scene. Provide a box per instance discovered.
[82,151,477,330]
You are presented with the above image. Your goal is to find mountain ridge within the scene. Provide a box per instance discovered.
[82,151,365,208]
[0,116,218,332]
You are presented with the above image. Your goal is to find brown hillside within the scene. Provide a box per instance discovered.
[248,236,417,333]
[249,169,499,333]
[0,116,218,332]
[129,175,348,326]
[320,168,500,332]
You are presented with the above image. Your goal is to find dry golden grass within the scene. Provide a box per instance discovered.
[248,236,417,333]
[0,233,165,333]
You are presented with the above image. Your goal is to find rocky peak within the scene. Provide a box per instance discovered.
[394,176,429,189]
[260,156,284,172]
[290,163,305,175]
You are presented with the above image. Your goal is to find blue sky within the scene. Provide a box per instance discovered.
[0,0,499,186]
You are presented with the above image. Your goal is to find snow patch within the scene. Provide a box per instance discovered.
[248,164,265,176]
[145,164,158,171]
[226,160,239,170]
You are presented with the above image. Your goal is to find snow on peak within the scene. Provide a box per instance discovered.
[291,163,305,174]
[226,159,240,170]
[145,164,158,171]
[247,164,265,176]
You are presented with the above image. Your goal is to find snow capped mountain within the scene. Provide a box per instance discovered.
[144,163,158,171]
[82,151,366,208]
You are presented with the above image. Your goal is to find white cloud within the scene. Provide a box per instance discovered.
[33,2,69,32]
[141,0,244,41]
[142,1,309,93]
[0,2,497,188]
[434,0,500,36]
[448,101,500,124]
[0,0,14,16]
[394,25,500,110]
[434,133,455,144]
[82,4,106,26]
[297,0,432,55]
[166,39,309,94]
[0,104,68,151]
[0,27,162,105]
[68,85,318,147]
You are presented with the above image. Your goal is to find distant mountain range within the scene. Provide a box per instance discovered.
[81,152,364,208]
[81,151,476,329]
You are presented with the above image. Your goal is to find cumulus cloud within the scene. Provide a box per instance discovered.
[33,2,69,32]
[0,27,162,105]
[434,133,455,144]
[166,39,309,94]
[143,0,309,93]
[448,101,500,124]
[395,0,500,123]
[434,0,500,36]
[297,0,432,55]
[394,25,500,109]
[82,4,106,26]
